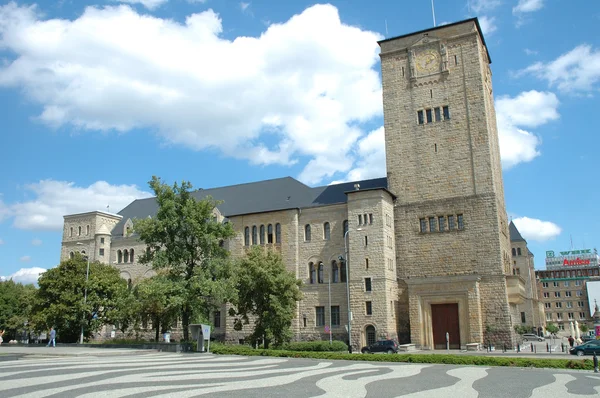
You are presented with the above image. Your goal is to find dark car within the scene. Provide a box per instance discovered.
[569,340,600,356]
[581,335,594,342]
[361,340,399,354]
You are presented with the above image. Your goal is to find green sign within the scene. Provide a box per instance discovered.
[559,249,591,256]
[546,251,555,258]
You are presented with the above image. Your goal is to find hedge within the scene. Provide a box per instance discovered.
[208,343,594,370]
[276,341,348,352]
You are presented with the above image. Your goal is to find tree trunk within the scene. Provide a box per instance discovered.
[154,318,160,342]
[182,305,190,341]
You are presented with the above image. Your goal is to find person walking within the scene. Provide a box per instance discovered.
[568,335,575,348]
[0,329,4,345]
[47,327,56,347]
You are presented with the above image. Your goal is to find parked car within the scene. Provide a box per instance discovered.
[521,333,544,342]
[581,335,594,342]
[361,340,399,354]
[569,340,600,356]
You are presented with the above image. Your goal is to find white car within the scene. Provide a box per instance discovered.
[522,333,544,342]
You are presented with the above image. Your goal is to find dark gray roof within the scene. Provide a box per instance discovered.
[509,221,526,243]
[113,176,388,236]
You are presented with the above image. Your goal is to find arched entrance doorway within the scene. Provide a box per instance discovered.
[365,325,376,346]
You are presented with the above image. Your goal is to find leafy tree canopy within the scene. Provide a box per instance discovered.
[31,254,128,343]
[0,280,37,341]
[545,323,559,335]
[231,246,303,348]
[134,176,236,340]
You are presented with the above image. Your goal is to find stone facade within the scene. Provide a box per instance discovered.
[379,19,515,348]
[59,18,519,350]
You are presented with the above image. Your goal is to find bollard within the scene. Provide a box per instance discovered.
[517,344,520,353]
[503,344,506,353]
[531,343,534,352]
[546,343,549,353]
[561,343,564,353]
[593,352,599,373]
[534,344,536,353]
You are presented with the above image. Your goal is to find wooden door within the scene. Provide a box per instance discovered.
[431,303,460,349]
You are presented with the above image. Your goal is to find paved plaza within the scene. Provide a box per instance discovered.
[1,347,600,397]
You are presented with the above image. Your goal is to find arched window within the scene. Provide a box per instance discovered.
[309,262,316,284]
[244,227,250,246]
[323,222,330,240]
[512,248,516,256]
[86,225,90,235]
[78,226,82,236]
[252,226,257,245]
[124,249,129,263]
[130,249,135,263]
[275,223,281,243]
[366,325,376,346]
[259,225,265,245]
[340,260,347,282]
[305,224,311,242]
[332,261,339,283]
[318,262,324,283]
[117,250,122,263]
[69,252,74,259]
[267,224,273,243]
[517,248,522,256]
[343,220,348,237]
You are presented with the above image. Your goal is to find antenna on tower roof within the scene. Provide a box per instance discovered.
[431,0,437,27]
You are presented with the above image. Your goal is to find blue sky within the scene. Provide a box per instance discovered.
[0,0,599,298]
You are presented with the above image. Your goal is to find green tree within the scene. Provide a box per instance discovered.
[231,246,303,348]
[135,275,186,341]
[545,323,559,335]
[0,280,37,341]
[134,176,236,341]
[31,255,128,343]
[514,325,530,335]
[579,324,589,334]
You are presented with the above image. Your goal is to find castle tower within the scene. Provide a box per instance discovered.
[378,18,515,348]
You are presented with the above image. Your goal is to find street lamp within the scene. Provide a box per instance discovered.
[341,227,362,353]
[76,242,91,345]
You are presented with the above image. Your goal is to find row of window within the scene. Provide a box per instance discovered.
[512,247,522,256]
[244,224,281,246]
[417,106,450,125]
[358,214,374,226]
[537,269,599,278]
[117,249,135,264]
[309,261,346,284]
[419,214,463,233]
[545,301,586,309]
[545,312,586,321]
[316,301,375,324]
[542,291,583,298]
[542,281,582,288]
[69,225,90,237]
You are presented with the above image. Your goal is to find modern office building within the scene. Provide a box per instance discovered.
[60,18,520,349]
[536,249,600,332]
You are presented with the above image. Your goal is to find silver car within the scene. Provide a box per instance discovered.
[522,333,544,342]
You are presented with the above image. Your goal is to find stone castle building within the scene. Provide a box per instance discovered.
[60,18,527,349]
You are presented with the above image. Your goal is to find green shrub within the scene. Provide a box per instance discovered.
[277,341,348,352]
[208,343,594,370]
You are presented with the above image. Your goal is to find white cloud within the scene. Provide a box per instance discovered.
[520,45,600,93]
[1,267,47,286]
[0,197,10,222]
[31,238,42,246]
[345,126,386,182]
[468,0,502,14]
[478,16,497,35]
[513,216,561,242]
[0,238,4,245]
[240,2,250,11]
[0,3,383,185]
[495,90,559,168]
[8,180,152,230]
[524,48,538,56]
[187,0,207,3]
[513,0,544,14]
[111,0,168,10]
[20,255,31,262]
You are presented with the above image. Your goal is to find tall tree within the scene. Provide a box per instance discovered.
[135,275,186,341]
[0,280,37,342]
[135,176,236,341]
[231,246,303,348]
[31,255,128,343]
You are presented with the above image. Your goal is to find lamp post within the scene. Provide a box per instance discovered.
[76,242,90,345]
[342,227,362,353]
[326,262,332,344]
